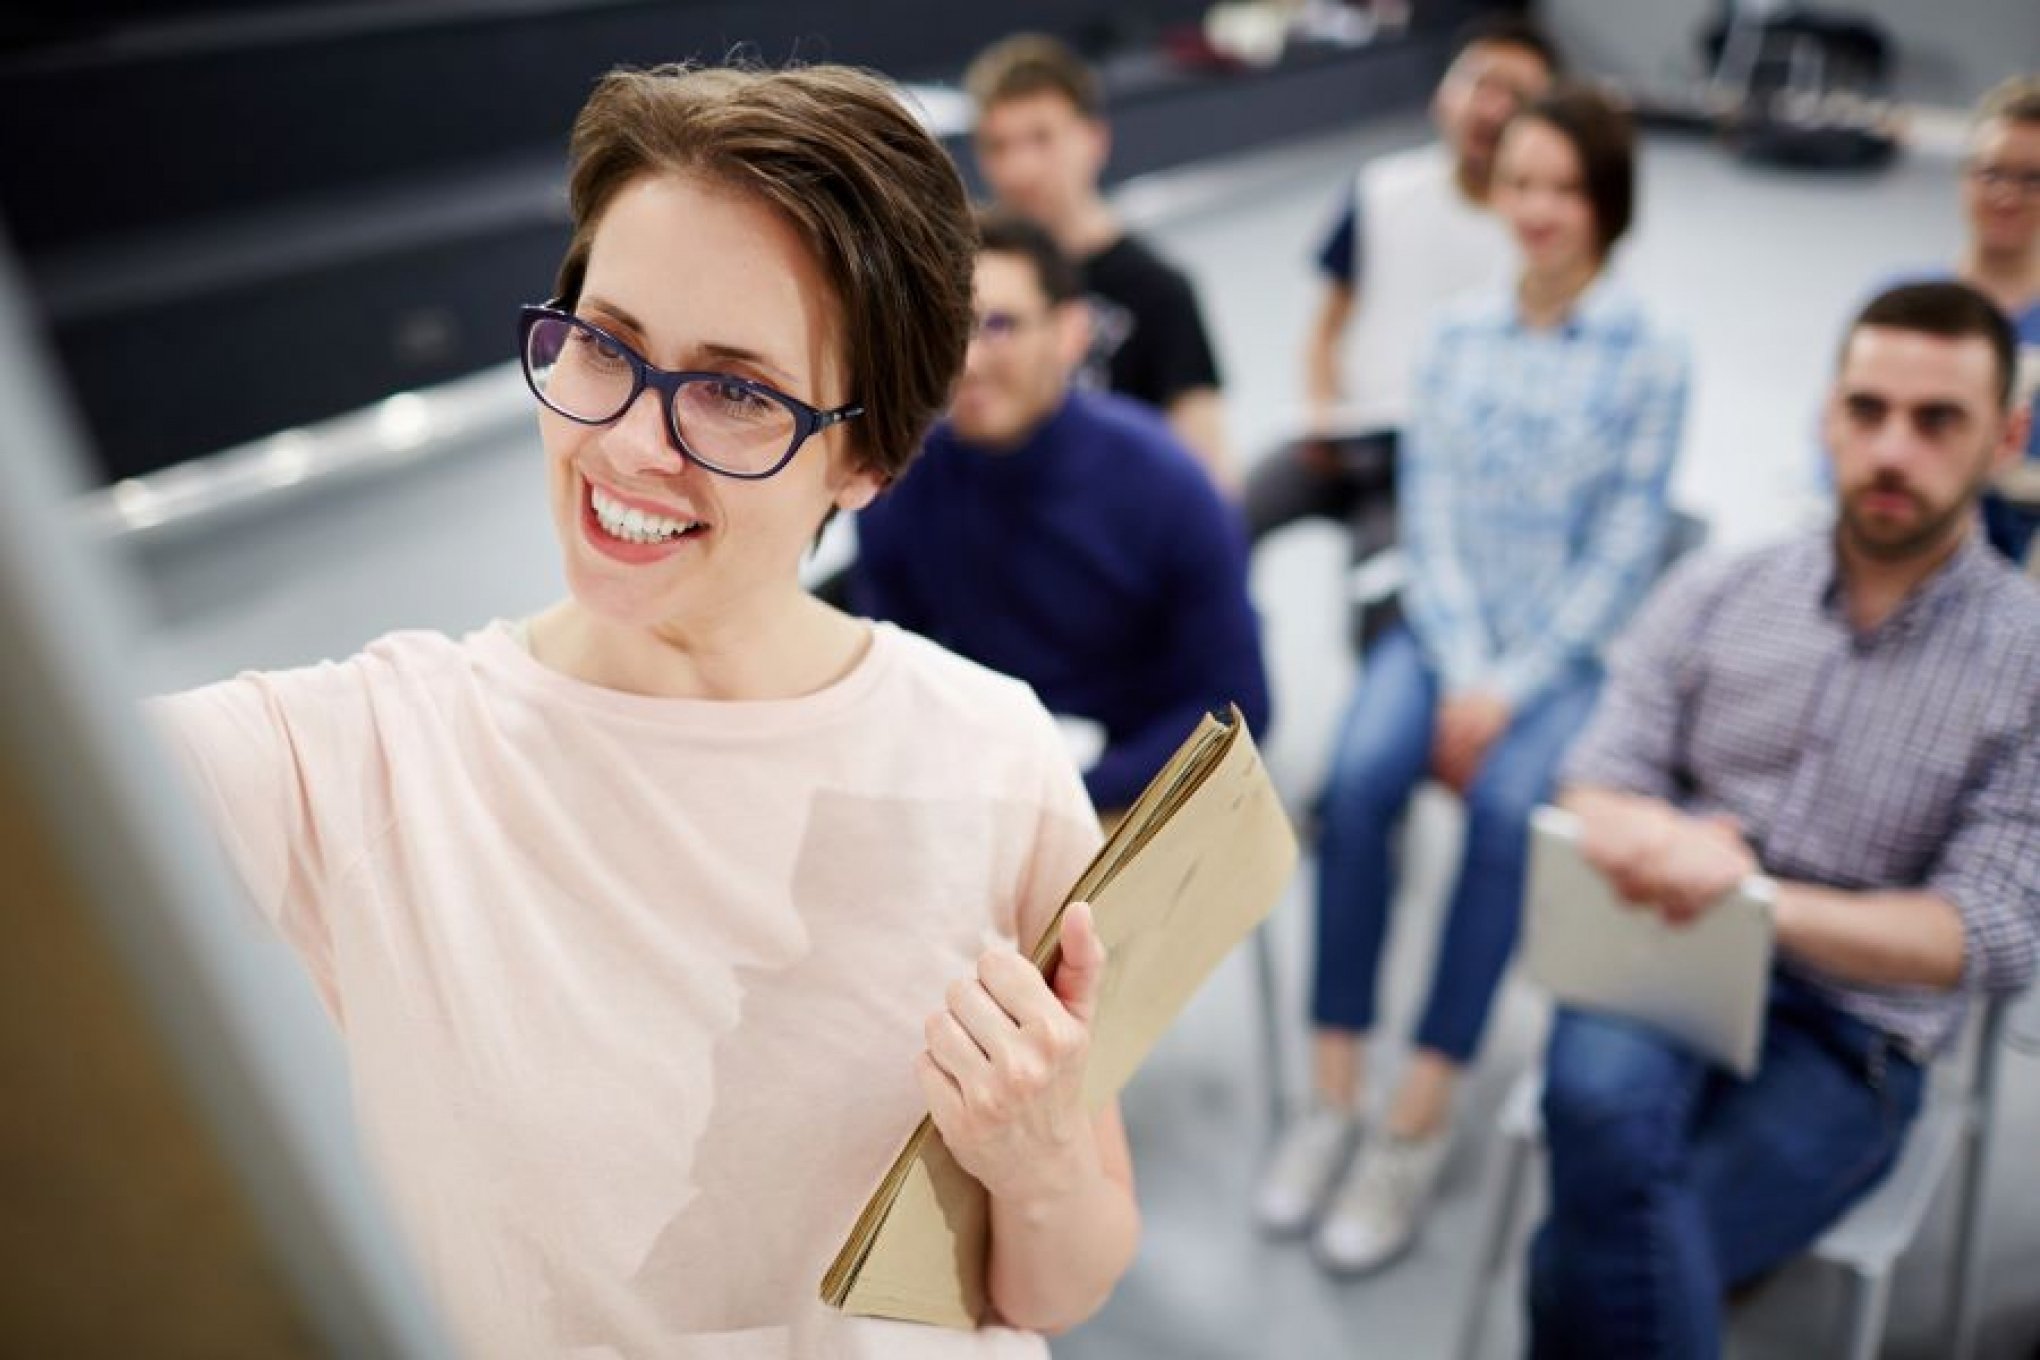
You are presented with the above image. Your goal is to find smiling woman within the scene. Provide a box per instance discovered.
[146,62,1139,1358]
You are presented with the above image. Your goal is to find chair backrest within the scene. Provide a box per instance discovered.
[1660,508,1709,581]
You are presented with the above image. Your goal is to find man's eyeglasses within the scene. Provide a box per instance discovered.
[1966,161,2040,198]
[970,308,1052,346]
[517,304,863,480]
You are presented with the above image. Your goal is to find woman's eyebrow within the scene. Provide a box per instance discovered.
[580,294,801,389]
[578,295,642,334]
[696,342,802,391]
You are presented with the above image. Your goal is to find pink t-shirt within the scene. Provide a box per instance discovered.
[152,621,1101,1359]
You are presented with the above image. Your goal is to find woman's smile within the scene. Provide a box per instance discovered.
[578,476,708,563]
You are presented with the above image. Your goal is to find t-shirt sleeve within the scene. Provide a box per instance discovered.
[1314,185,1361,287]
[1929,703,2040,996]
[1127,266,1224,409]
[146,661,385,1017]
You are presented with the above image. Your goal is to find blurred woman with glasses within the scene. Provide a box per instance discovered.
[152,63,1137,1356]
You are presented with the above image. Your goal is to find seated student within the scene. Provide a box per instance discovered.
[851,210,1270,815]
[1532,281,2040,1357]
[1255,86,1689,1274]
[965,34,1234,491]
[1243,15,1560,548]
[1962,77,2040,563]
[1826,77,2040,565]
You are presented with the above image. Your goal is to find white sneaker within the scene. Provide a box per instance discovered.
[1312,1128,1451,1275]
[1254,1106,1360,1236]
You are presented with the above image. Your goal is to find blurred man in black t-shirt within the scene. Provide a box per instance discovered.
[966,33,1235,494]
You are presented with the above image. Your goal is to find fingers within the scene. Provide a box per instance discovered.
[1651,833,1755,926]
[915,1051,965,1127]
[925,1008,991,1084]
[973,950,1061,1028]
[1431,713,1465,790]
[1435,736,1477,795]
[1695,813,1749,856]
[943,972,1023,1066]
[1051,901,1107,1026]
[922,946,1091,1121]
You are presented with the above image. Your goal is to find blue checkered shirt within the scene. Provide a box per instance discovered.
[1400,280,1690,709]
[1563,529,2040,1057]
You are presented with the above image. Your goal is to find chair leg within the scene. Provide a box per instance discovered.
[1456,1130,1532,1360]
[1251,919,1286,1132]
[1947,997,2013,1360]
[1947,1095,1998,1359]
[1838,1264,1893,1360]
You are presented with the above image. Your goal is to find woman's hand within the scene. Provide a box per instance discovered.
[1432,691,1511,793]
[916,901,1108,1206]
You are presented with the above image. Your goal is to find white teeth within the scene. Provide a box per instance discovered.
[590,485,700,545]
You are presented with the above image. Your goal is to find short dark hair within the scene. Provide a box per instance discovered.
[1451,14,1564,76]
[1513,83,1635,257]
[556,63,976,484]
[974,207,1083,305]
[965,33,1104,120]
[1845,282,2019,408]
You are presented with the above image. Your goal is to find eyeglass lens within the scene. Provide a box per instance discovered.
[524,314,799,474]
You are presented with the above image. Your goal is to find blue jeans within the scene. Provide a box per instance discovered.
[1310,625,1601,1063]
[1528,976,1926,1359]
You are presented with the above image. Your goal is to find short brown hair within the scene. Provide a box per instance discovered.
[975,208,1083,305]
[556,63,976,483]
[1847,281,2018,408]
[1451,14,1564,76]
[1513,83,1636,258]
[1976,74,2040,126]
[964,34,1103,120]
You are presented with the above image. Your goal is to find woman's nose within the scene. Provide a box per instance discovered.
[603,387,679,475]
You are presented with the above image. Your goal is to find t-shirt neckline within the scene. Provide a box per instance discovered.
[467,616,899,736]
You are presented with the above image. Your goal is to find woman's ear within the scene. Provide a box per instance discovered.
[830,457,885,514]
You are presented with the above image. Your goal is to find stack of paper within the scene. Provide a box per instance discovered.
[820,705,1298,1327]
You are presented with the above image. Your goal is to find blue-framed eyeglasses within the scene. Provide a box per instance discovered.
[518,303,864,480]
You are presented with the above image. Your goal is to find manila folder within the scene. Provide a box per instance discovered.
[819,705,1298,1328]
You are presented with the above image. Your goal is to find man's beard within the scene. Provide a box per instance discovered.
[1836,473,1979,562]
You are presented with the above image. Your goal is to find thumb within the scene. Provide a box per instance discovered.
[1051,900,1108,1027]
[1699,812,1747,848]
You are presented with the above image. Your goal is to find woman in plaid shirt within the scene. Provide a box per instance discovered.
[1256,84,1689,1273]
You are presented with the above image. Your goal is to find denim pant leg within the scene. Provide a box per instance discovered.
[1528,1007,1718,1360]
[1691,977,1927,1290]
[1413,668,1602,1062]
[1310,626,1438,1033]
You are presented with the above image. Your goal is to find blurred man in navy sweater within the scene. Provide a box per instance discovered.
[852,210,1270,814]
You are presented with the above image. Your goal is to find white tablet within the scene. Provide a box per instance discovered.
[1523,806,1776,1077]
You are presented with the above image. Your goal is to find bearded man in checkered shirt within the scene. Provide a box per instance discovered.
[1530,280,2040,1358]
